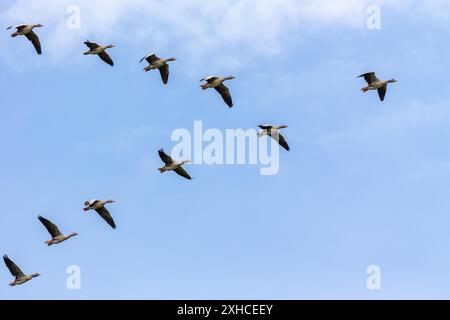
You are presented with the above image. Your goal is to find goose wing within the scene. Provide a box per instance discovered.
[158,149,174,165]
[269,132,290,151]
[159,63,169,84]
[214,83,233,108]
[85,199,100,207]
[147,54,159,64]
[7,25,26,31]
[24,31,41,55]
[276,133,290,151]
[3,255,25,278]
[38,216,63,238]
[358,72,379,85]
[142,54,158,64]
[84,40,99,50]
[258,124,273,130]
[378,85,387,101]
[94,206,117,229]
[98,51,114,66]
[174,166,192,180]
[201,76,218,83]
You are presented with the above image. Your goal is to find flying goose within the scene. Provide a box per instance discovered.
[257,124,290,151]
[158,149,192,180]
[7,24,43,55]
[83,199,117,229]
[83,40,115,66]
[139,54,176,84]
[358,72,397,101]
[200,76,235,108]
[38,216,78,246]
[3,255,40,287]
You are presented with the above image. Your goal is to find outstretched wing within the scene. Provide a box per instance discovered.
[269,132,290,151]
[98,51,114,66]
[24,31,41,55]
[201,76,218,83]
[159,64,169,84]
[84,41,99,50]
[139,54,158,64]
[7,25,26,31]
[38,216,62,238]
[95,206,117,229]
[174,166,192,180]
[277,133,290,151]
[3,255,25,278]
[358,72,379,85]
[378,85,387,101]
[214,83,233,108]
[158,149,174,165]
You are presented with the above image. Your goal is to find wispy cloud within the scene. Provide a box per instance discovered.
[0,0,411,68]
[2,0,447,70]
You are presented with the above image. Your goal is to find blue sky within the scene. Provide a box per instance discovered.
[1,0,450,299]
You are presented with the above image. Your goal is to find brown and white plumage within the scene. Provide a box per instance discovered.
[200,76,235,108]
[38,216,78,246]
[83,199,117,229]
[158,149,192,180]
[358,72,397,101]
[258,124,290,151]
[3,255,40,287]
[7,24,43,55]
[139,53,176,84]
[83,40,115,66]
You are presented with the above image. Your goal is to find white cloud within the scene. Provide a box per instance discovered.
[0,0,442,69]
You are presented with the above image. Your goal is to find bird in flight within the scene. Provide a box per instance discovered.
[358,72,397,101]
[38,216,79,246]
[3,255,40,287]
[83,40,115,66]
[158,149,192,180]
[139,53,176,84]
[83,199,117,229]
[200,76,235,108]
[7,24,43,55]
[257,124,290,151]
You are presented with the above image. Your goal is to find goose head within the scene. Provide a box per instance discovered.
[105,44,115,49]
[181,160,192,165]
[69,232,79,238]
[31,273,41,278]
[34,24,44,28]
[388,79,397,83]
